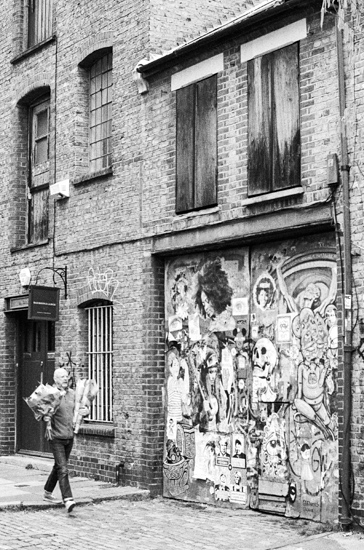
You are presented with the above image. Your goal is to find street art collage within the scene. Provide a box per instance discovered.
[163,235,339,521]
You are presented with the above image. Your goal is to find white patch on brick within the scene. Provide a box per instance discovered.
[240,19,307,64]
[171,53,224,91]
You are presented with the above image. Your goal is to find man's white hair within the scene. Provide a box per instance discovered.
[54,367,68,381]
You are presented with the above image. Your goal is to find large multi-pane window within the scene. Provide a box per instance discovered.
[27,0,53,49]
[86,303,113,422]
[28,96,50,243]
[89,53,113,172]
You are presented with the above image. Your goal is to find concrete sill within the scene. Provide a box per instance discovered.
[11,36,56,65]
[10,240,49,254]
[78,423,115,438]
[73,167,113,186]
[242,186,304,206]
[174,205,220,220]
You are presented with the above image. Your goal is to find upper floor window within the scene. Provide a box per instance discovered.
[89,52,113,172]
[28,96,50,243]
[247,43,300,197]
[176,74,217,214]
[27,0,53,49]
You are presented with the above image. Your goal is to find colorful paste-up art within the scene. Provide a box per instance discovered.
[163,236,338,521]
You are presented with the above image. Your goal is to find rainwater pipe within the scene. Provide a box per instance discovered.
[336,19,352,528]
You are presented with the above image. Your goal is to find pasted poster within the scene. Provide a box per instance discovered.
[163,235,338,521]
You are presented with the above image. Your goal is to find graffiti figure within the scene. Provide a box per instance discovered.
[233,439,246,459]
[254,274,276,311]
[261,412,287,479]
[197,351,228,432]
[166,347,190,423]
[194,258,236,331]
[325,304,338,371]
[171,270,190,320]
[165,439,183,464]
[300,442,314,482]
[232,471,243,492]
[293,308,337,440]
[218,438,230,457]
[276,261,337,315]
[252,338,278,404]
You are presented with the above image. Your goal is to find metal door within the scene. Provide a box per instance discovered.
[18,317,55,454]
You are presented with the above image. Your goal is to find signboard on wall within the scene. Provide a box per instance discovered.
[28,286,60,321]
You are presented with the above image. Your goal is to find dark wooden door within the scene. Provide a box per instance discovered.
[18,318,55,454]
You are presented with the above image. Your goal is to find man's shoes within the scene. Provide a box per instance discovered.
[43,491,62,504]
[64,499,76,513]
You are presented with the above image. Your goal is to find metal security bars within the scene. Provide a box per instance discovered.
[28,0,53,49]
[86,304,113,422]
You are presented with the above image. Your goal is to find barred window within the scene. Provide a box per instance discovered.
[89,53,112,172]
[86,303,113,422]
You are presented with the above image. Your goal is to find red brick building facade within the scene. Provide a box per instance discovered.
[1,0,364,527]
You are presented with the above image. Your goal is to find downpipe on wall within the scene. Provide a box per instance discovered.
[336,20,352,528]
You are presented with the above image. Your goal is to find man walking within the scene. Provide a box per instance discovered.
[43,367,88,512]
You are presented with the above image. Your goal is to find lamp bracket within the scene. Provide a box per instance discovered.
[35,266,68,299]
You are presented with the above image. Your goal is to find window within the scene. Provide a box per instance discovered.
[89,53,112,172]
[247,43,300,197]
[27,0,53,49]
[176,74,217,214]
[86,303,113,422]
[28,96,50,243]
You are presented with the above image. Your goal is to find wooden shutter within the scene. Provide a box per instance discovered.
[176,75,217,213]
[176,84,195,213]
[248,43,300,196]
[272,43,300,190]
[195,75,217,209]
[248,55,272,195]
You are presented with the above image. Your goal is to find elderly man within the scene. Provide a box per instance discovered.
[43,368,89,512]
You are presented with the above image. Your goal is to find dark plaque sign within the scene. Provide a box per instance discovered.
[28,286,60,321]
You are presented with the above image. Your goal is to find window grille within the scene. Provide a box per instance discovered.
[89,53,113,172]
[86,304,113,422]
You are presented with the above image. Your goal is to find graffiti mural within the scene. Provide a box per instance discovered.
[163,235,338,521]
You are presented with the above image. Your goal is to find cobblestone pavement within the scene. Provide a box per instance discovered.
[1,497,364,550]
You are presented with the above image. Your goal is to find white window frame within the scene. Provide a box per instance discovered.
[86,303,113,422]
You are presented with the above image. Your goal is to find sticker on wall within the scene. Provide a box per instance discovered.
[231,435,247,469]
[188,313,201,341]
[232,296,249,317]
[276,314,292,343]
[253,273,276,311]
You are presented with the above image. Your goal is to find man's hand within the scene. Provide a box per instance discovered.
[78,406,90,417]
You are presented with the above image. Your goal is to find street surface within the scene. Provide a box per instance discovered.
[1,496,363,550]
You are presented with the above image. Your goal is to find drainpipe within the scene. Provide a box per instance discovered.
[336,20,352,528]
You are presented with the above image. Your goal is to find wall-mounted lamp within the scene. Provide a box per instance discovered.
[19,267,31,287]
[358,318,364,360]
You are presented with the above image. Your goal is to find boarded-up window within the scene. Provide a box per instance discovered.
[247,43,300,196]
[89,53,112,172]
[27,0,53,49]
[28,97,49,244]
[176,75,217,214]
